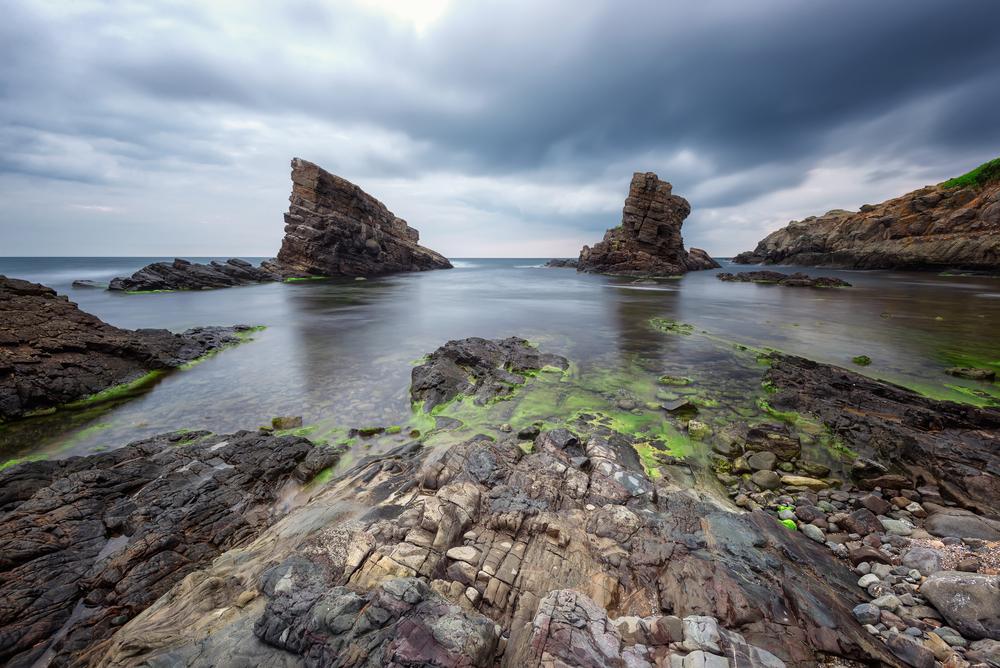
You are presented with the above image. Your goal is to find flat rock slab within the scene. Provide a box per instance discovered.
[108,257,285,292]
[717,271,851,287]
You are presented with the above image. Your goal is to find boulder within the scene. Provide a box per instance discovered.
[921,572,1000,640]
[577,172,719,276]
[109,257,284,291]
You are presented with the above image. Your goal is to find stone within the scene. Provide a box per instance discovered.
[681,615,721,653]
[410,337,569,411]
[276,158,452,276]
[849,545,892,565]
[752,470,782,491]
[0,276,257,421]
[880,518,914,536]
[926,511,1000,541]
[271,415,303,430]
[779,475,828,491]
[762,354,1000,519]
[860,493,893,516]
[717,270,851,288]
[543,258,578,268]
[747,451,777,471]
[858,574,881,588]
[901,547,943,576]
[921,571,1000,640]
[885,634,935,668]
[871,594,901,611]
[732,169,1000,270]
[946,367,996,381]
[0,430,342,665]
[801,524,825,543]
[853,603,881,625]
[109,257,285,292]
[576,171,720,276]
[687,419,712,439]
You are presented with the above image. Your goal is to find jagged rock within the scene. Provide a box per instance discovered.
[764,353,1000,518]
[577,172,719,276]
[276,157,452,276]
[410,337,569,411]
[108,257,285,292]
[71,279,107,289]
[733,167,1000,270]
[0,430,341,666]
[0,276,255,421]
[921,571,1000,640]
[717,271,851,288]
[543,258,578,268]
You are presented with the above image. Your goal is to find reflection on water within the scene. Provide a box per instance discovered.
[1,257,999,461]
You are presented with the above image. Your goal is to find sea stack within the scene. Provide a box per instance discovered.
[577,171,719,276]
[276,158,453,277]
[734,158,1000,270]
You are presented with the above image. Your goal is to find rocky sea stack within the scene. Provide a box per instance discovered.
[734,158,1000,270]
[0,276,255,421]
[107,159,452,291]
[577,172,719,276]
[276,158,453,277]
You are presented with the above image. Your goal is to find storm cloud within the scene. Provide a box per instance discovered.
[2,0,999,256]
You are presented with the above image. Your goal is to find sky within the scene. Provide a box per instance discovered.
[2,1,999,258]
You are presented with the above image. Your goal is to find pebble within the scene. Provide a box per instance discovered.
[871,594,901,611]
[801,524,825,543]
[858,573,880,588]
[853,603,881,625]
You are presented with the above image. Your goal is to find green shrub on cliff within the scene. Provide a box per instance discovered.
[941,157,1000,189]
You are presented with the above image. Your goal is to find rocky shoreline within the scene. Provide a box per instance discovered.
[0,276,258,421]
[2,329,998,666]
[717,270,852,288]
[734,159,1000,271]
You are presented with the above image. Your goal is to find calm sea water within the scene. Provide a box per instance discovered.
[2,257,1000,461]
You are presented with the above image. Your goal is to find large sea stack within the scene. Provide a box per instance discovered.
[577,172,719,276]
[734,158,1000,270]
[276,158,453,277]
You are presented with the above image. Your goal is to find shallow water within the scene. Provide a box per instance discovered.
[2,257,999,463]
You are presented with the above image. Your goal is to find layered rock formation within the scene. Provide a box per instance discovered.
[276,158,453,276]
[0,276,254,421]
[106,158,452,291]
[0,429,341,666]
[577,172,720,276]
[108,257,287,292]
[734,165,1000,270]
[717,271,851,288]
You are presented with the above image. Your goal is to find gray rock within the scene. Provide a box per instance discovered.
[853,603,881,625]
[885,634,935,668]
[751,470,781,491]
[921,571,1000,640]
[926,512,1000,541]
[801,523,825,543]
[901,546,943,576]
[748,451,778,471]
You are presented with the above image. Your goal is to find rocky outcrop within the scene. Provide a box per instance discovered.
[0,429,342,667]
[0,276,255,421]
[410,337,569,411]
[276,158,453,276]
[763,353,1000,518]
[577,172,720,276]
[108,257,287,292]
[543,258,578,268]
[734,168,1000,270]
[717,271,851,287]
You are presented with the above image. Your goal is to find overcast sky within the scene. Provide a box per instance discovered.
[2,0,999,257]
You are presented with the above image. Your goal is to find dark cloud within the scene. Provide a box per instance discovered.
[2,0,999,255]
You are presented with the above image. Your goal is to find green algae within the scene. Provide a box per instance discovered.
[1,454,46,471]
[283,276,329,283]
[632,442,663,479]
[852,355,872,366]
[124,289,177,295]
[64,371,166,409]
[780,519,797,531]
[649,318,694,335]
[386,426,402,434]
[179,326,266,370]
[658,375,692,386]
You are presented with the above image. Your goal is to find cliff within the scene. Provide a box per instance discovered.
[276,158,453,276]
[577,172,719,276]
[734,159,1000,270]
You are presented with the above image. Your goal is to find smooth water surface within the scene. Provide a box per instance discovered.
[2,257,999,461]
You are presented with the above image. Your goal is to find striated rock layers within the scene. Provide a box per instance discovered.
[108,257,287,292]
[106,158,452,291]
[734,176,1000,270]
[0,276,253,421]
[276,158,453,277]
[0,429,342,666]
[577,172,719,276]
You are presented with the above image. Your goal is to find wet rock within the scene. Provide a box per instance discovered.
[732,173,1000,270]
[543,258,578,268]
[717,271,851,288]
[71,279,107,289]
[751,470,782,490]
[0,276,256,421]
[926,509,1000,541]
[921,571,1000,640]
[275,158,452,277]
[272,415,303,430]
[577,172,719,276]
[410,337,568,411]
[0,430,341,666]
[945,367,996,381]
[109,257,284,291]
[853,603,881,625]
[747,451,777,471]
[886,634,935,668]
[764,353,1000,518]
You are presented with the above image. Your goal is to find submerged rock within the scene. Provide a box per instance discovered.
[733,161,1000,270]
[543,258,578,268]
[276,157,453,277]
[0,276,255,421]
[717,270,851,288]
[577,172,719,276]
[410,337,569,411]
[0,429,342,666]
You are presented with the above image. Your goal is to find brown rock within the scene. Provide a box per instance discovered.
[577,172,719,276]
